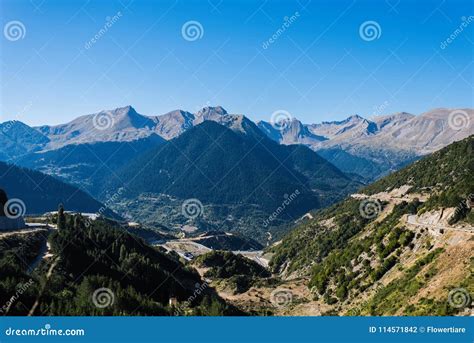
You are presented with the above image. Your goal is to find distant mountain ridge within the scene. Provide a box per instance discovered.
[258,108,473,180]
[33,105,263,150]
[1,106,472,183]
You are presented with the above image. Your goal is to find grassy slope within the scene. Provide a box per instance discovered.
[269,136,473,315]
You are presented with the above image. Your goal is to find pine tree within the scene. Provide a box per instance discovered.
[74,215,82,230]
[67,215,75,228]
[57,204,66,230]
[119,244,127,261]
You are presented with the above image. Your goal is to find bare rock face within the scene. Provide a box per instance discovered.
[1,105,472,182]
[31,105,260,149]
[258,108,473,179]
[263,108,473,155]
[36,106,157,149]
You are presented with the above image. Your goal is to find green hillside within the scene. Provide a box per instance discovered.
[194,251,271,294]
[268,136,473,315]
[0,162,118,218]
[0,214,241,316]
[104,121,357,242]
[363,135,473,209]
[16,135,164,198]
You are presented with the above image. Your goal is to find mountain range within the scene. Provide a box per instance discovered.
[3,106,472,181]
[0,105,472,317]
[1,105,472,241]
[258,108,473,179]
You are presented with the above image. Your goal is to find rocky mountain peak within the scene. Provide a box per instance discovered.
[196,106,228,119]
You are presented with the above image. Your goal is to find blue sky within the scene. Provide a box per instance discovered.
[1,0,473,126]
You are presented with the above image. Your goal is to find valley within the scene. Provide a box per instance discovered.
[0,106,472,317]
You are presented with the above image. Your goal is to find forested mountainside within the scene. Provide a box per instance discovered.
[16,135,164,198]
[0,214,241,316]
[363,135,474,213]
[268,135,473,315]
[104,121,357,242]
[0,161,118,218]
